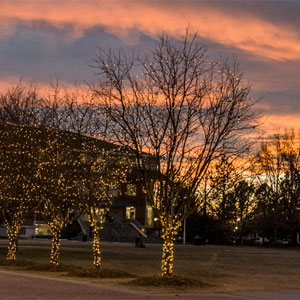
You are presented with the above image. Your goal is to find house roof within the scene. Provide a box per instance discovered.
[0,122,120,152]
[112,197,134,207]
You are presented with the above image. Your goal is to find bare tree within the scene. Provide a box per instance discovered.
[209,158,237,220]
[254,131,300,244]
[35,128,82,266]
[279,131,300,245]
[76,140,131,268]
[0,84,45,261]
[92,33,257,277]
[39,83,128,267]
[0,124,40,260]
[234,179,255,245]
[0,83,46,126]
[42,82,104,137]
[207,157,238,243]
[253,135,286,242]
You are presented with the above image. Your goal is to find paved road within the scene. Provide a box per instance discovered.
[0,270,300,300]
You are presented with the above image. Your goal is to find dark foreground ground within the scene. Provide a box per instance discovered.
[1,239,300,298]
[1,270,300,300]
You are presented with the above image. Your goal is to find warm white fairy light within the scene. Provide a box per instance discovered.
[77,142,132,269]
[0,123,39,261]
[36,128,88,267]
[160,217,181,277]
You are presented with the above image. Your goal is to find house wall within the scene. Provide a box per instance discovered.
[110,206,125,222]
[121,180,147,226]
[0,225,35,238]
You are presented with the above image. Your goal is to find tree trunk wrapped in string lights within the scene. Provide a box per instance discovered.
[5,220,21,261]
[161,218,181,277]
[93,31,258,277]
[49,219,64,266]
[89,216,104,268]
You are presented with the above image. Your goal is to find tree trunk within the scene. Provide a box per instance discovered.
[239,221,244,246]
[5,223,20,261]
[91,223,101,268]
[271,226,278,244]
[161,222,178,277]
[89,215,104,269]
[240,235,244,246]
[50,226,62,266]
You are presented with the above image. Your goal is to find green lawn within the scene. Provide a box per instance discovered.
[1,239,300,293]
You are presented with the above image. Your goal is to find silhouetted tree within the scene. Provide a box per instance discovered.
[92,32,257,276]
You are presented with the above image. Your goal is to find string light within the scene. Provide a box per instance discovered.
[160,217,181,277]
[0,123,38,261]
[98,60,241,81]
[77,143,132,269]
[0,116,133,267]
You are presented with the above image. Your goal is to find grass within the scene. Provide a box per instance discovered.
[1,239,300,293]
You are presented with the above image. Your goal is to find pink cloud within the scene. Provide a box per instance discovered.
[0,1,300,61]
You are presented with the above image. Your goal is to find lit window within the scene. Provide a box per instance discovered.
[35,223,51,236]
[146,204,153,227]
[126,183,137,196]
[126,206,136,219]
[95,208,106,215]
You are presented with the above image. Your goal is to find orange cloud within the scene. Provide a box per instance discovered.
[0,77,89,99]
[259,114,300,135]
[1,1,300,61]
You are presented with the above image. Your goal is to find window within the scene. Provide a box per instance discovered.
[95,208,106,215]
[19,227,26,235]
[126,206,136,220]
[108,188,119,197]
[145,162,157,170]
[146,204,153,227]
[35,223,51,236]
[126,183,137,196]
[108,182,119,197]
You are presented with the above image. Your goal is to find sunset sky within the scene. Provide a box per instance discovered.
[1,0,300,135]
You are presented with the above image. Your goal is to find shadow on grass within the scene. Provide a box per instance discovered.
[127,274,210,288]
[0,258,134,278]
[0,258,209,289]
[65,267,135,278]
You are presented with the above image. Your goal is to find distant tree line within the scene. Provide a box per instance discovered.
[187,132,300,247]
